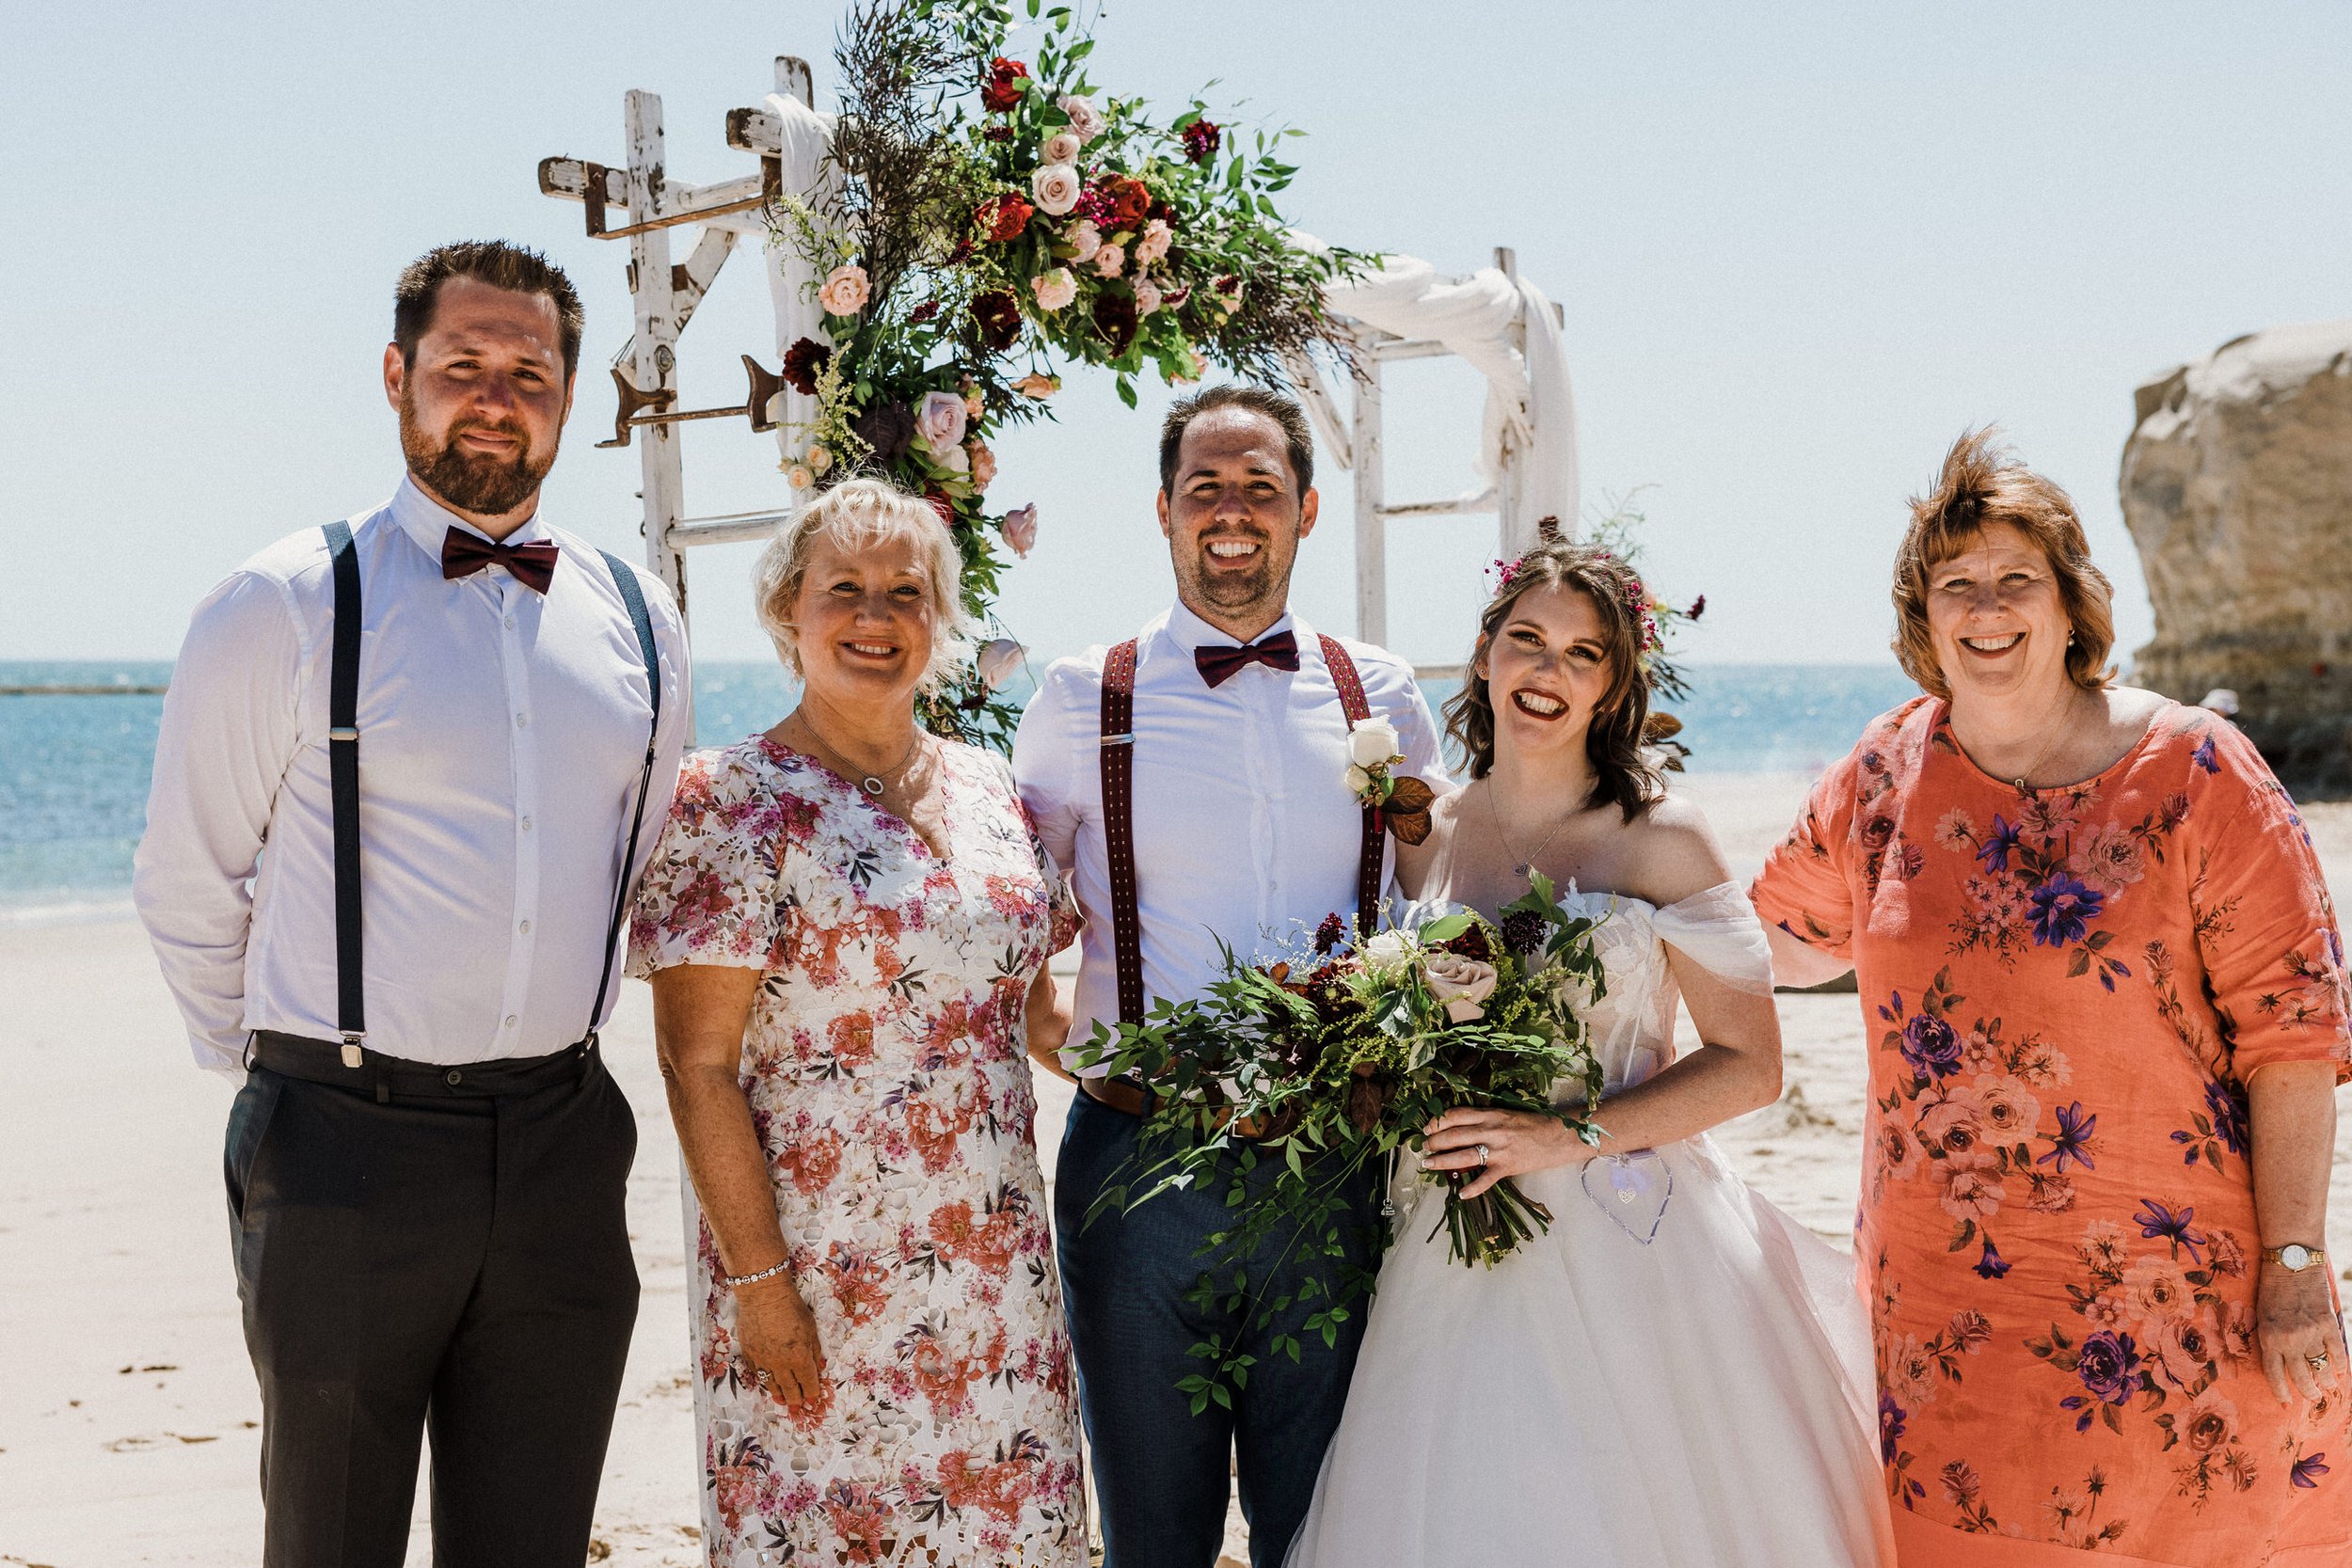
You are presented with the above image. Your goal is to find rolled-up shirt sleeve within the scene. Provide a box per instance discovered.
[133,570,305,1074]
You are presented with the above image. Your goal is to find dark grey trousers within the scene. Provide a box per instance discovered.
[224,1034,640,1568]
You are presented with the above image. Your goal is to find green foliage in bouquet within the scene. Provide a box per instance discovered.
[1072,872,1611,1413]
[771,0,1365,750]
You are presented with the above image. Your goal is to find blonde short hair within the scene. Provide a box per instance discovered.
[1892,428,2116,698]
[752,478,973,692]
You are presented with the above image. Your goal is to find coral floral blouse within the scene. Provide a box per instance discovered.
[1753,697,2351,1568]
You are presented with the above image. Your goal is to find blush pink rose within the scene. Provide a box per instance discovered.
[1092,243,1125,278]
[1030,163,1082,217]
[968,440,997,490]
[1065,220,1103,263]
[817,263,870,316]
[914,390,968,460]
[1000,503,1039,557]
[1041,131,1082,166]
[1136,218,1172,264]
[1134,277,1165,316]
[1031,267,1077,311]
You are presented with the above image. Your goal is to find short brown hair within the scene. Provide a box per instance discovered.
[394,241,584,378]
[1159,384,1314,497]
[1892,428,2115,698]
[1442,541,1665,821]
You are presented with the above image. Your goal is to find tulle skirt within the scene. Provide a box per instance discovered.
[1284,1136,1896,1568]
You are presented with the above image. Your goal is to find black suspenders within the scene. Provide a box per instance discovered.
[320,521,663,1068]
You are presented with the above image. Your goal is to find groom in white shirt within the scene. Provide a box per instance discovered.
[135,242,688,1567]
[1015,386,1445,1568]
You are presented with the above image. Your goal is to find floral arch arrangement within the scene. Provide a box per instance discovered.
[769,0,1364,746]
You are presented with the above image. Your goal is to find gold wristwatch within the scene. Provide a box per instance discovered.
[2262,1243,2328,1274]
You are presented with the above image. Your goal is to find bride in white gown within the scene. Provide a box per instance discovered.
[1285,541,1893,1568]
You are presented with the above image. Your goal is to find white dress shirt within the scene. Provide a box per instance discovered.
[1013,602,1445,1072]
[135,478,691,1074]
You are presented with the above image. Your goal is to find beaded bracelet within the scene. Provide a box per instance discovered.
[721,1259,794,1289]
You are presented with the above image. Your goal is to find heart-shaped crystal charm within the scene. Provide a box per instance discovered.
[1581,1148,1673,1245]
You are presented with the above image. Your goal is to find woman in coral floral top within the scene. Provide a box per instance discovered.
[629,482,1085,1566]
[1754,433,2350,1568]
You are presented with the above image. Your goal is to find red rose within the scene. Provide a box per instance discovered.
[1180,119,1221,165]
[780,336,832,396]
[970,288,1023,352]
[909,299,941,325]
[976,193,1035,243]
[1100,175,1152,231]
[981,56,1029,112]
[924,489,959,528]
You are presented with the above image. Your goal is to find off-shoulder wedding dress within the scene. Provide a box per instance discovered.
[1285,884,1895,1567]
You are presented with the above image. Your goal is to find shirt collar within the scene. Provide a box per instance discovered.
[389,474,551,564]
[1163,600,1299,655]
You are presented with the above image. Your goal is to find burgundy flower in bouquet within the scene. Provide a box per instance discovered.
[1181,119,1221,164]
[970,288,1025,352]
[780,337,833,396]
[1090,287,1138,353]
[851,399,915,464]
[981,56,1030,112]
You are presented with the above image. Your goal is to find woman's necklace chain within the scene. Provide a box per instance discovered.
[2007,688,2086,794]
[1485,778,1577,877]
[791,710,924,800]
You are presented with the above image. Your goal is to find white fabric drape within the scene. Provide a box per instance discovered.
[761,92,839,467]
[1321,254,1580,549]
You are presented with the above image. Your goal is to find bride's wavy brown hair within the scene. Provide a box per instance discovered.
[1441,540,1665,821]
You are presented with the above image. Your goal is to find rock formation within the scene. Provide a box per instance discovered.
[2122,318,2352,796]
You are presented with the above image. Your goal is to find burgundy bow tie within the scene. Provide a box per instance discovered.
[1195,629,1300,689]
[441,529,561,594]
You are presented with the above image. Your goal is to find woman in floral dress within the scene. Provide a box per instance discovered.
[1754,432,2351,1567]
[630,480,1086,1567]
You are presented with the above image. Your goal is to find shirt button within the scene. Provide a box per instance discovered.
[503,615,516,630]
[503,1015,518,1029]
[516,713,529,728]
[518,920,532,934]
[521,817,533,832]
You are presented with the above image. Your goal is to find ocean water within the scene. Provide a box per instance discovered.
[0,658,1919,917]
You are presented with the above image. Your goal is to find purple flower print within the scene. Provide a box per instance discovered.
[2192,735,2218,774]
[1974,1239,2010,1280]
[2134,1198,2208,1265]
[1899,1013,1964,1080]
[2037,1101,2098,1172]
[2293,1453,2331,1489]
[1976,815,2021,873]
[1880,1390,1907,1464]
[2203,1079,2251,1157]
[2075,1330,2140,1406]
[2028,874,2104,947]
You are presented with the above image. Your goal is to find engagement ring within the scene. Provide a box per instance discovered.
[2309,1353,2332,1371]
[1476,1143,1490,1164]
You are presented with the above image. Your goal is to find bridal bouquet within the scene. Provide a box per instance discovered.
[1073,875,1609,1410]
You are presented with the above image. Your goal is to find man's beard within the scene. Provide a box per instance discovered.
[1177,532,1286,613]
[400,388,556,517]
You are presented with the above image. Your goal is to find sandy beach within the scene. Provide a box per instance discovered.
[5,773,2349,1567]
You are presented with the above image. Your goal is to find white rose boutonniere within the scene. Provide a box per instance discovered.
[1343,716,1437,845]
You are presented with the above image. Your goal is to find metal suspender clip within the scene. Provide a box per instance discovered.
[1099,733,1135,747]
[327,727,359,741]
[339,1033,364,1069]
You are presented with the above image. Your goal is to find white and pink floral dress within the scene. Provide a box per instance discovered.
[628,736,1087,1568]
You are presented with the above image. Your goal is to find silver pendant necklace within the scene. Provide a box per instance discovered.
[794,713,921,799]
[1486,778,1577,877]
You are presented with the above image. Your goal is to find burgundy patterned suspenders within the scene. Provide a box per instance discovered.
[1097,632,1385,1025]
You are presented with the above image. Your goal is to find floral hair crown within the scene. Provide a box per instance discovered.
[1486,518,1666,656]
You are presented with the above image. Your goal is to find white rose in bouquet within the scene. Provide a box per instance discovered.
[1042,131,1083,166]
[1057,93,1106,143]
[914,389,968,459]
[1359,928,1414,976]
[976,638,1025,691]
[1031,162,1083,216]
[1422,952,1500,1023]
[1347,717,1402,768]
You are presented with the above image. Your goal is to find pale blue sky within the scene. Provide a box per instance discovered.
[5,1,2347,671]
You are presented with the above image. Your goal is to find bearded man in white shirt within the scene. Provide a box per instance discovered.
[1013,385,1447,1568]
[134,241,689,1568]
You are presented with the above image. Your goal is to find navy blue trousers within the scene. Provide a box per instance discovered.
[1056,1089,1380,1568]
